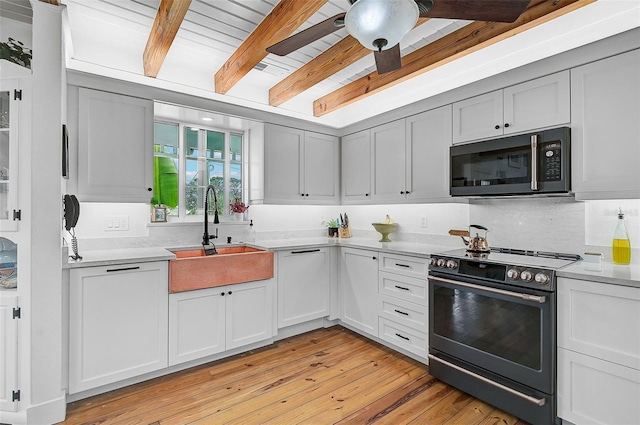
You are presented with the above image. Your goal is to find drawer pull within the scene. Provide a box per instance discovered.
[395,263,411,268]
[395,333,410,341]
[106,266,141,273]
[395,285,410,291]
[291,249,321,254]
[394,309,409,316]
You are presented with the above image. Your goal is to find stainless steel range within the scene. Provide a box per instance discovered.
[427,247,581,425]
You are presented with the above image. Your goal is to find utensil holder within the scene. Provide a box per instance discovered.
[339,227,351,238]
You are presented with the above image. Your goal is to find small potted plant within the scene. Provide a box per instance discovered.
[230,198,248,220]
[327,218,339,238]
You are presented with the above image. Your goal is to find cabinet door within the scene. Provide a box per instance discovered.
[503,71,570,135]
[304,131,339,203]
[558,277,640,370]
[169,287,226,366]
[371,120,406,202]
[452,90,503,143]
[341,130,372,203]
[405,105,452,201]
[77,88,154,202]
[571,49,640,199]
[0,79,21,232]
[69,262,168,394]
[0,293,18,412]
[226,279,273,350]
[277,248,330,328]
[558,348,640,425]
[340,248,379,336]
[264,124,304,202]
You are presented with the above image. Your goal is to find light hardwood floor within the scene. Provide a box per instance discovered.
[59,326,530,425]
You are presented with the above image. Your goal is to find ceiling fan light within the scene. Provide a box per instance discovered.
[345,0,419,51]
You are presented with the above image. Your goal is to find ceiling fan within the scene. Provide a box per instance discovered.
[267,0,532,74]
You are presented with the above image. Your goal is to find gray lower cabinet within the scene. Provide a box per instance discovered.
[277,248,330,328]
[169,279,274,367]
[377,253,429,358]
[340,248,380,337]
[68,262,169,394]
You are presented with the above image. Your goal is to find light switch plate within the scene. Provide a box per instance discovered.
[105,215,129,231]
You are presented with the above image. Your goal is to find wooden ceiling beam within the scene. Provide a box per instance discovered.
[215,0,328,95]
[313,0,594,117]
[39,0,59,4]
[269,18,430,107]
[143,0,192,78]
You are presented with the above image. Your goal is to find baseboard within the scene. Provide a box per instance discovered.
[25,391,66,425]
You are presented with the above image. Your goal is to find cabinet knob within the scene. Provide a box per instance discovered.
[372,256,377,260]
[400,191,405,195]
[301,194,305,197]
[405,191,410,195]
[221,292,225,296]
[228,291,232,295]
[365,193,369,196]
[504,123,510,128]
[147,187,153,192]
[495,125,500,130]
[305,194,309,197]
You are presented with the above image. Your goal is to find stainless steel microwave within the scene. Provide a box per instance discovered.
[450,127,570,197]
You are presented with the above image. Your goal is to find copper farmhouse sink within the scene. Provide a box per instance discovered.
[169,246,274,293]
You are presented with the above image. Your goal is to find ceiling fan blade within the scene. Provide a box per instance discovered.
[417,0,531,23]
[374,44,402,75]
[266,13,346,56]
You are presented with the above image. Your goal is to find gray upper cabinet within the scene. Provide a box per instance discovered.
[77,88,154,202]
[571,49,640,200]
[341,129,372,203]
[453,71,570,144]
[263,123,339,204]
[371,120,406,203]
[342,105,454,204]
[405,105,453,201]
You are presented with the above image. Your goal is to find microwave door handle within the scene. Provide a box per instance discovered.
[531,135,539,191]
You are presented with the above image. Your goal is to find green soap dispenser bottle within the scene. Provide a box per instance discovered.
[612,208,631,265]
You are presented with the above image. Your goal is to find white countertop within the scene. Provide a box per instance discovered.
[65,247,175,269]
[558,261,640,288]
[63,239,640,288]
[253,236,453,259]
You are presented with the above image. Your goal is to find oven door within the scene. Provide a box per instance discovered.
[428,272,555,394]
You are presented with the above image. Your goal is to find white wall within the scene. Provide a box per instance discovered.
[0,16,32,49]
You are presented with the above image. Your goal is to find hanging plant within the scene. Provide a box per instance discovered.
[0,38,32,69]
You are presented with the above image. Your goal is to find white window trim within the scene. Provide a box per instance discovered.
[154,120,247,223]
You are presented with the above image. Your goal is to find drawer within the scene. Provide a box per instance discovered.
[379,294,427,331]
[379,253,428,279]
[379,317,428,358]
[379,271,427,306]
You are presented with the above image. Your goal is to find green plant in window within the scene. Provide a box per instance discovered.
[0,38,32,69]
[151,157,178,208]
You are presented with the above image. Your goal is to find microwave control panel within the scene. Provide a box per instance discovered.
[541,141,562,181]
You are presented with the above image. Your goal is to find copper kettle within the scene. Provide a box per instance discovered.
[449,225,490,252]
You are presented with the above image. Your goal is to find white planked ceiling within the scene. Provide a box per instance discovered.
[15,1,640,127]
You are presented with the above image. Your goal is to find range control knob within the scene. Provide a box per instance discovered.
[520,270,534,282]
[437,259,446,268]
[429,258,438,267]
[446,260,458,269]
[507,269,520,280]
[535,273,550,285]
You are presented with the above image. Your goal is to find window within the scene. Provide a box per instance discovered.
[152,121,245,220]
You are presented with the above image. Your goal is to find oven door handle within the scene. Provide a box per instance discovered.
[428,275,547,304]
[427,354,547,407]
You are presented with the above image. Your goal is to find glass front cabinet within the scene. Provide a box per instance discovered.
[0,75,24,232]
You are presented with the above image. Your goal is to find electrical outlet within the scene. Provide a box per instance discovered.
[105,215,129,231]
[420,215,428,228]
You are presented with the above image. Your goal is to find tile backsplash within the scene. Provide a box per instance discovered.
[73,197,640,264]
